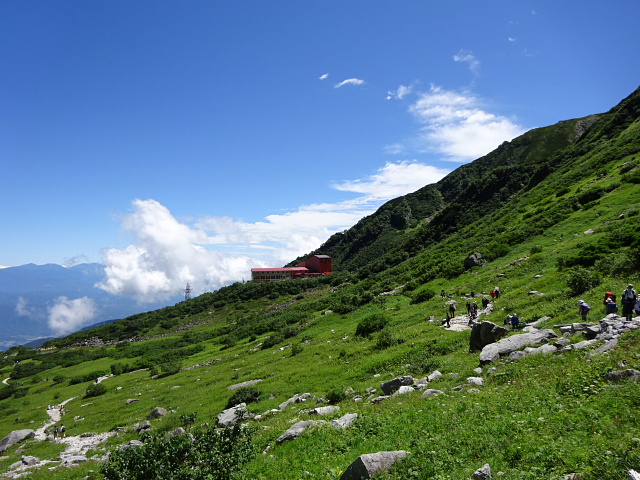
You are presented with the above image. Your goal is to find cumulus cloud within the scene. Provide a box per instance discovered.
[48,296,96,336]
[453,49,480,76]
[408,85,525,161]
[99,160,450,303]
[334,78,365,88]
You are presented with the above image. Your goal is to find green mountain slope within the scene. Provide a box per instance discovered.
[1,86,639,480]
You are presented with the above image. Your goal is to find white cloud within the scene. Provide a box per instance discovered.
[334,78,365,89]
[333,161,449,200]
[48,296,96,336]
[15,297,31,317]
[319,73,329,80]
[508,37,517,43]
[408,85,525,161]
[99,160,450,303]
[453,49,480,76]
[386,84,413,100]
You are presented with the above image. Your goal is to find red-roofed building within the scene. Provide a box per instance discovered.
[251,255,332,282]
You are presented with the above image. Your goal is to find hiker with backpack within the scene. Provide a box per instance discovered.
[603,291,618,314]
[621,284,637,321]
[578,300,591,321]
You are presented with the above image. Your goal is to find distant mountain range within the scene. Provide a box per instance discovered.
[0,263,175,349]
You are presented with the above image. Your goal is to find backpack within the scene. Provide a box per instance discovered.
[623,289,636,304]
[581,303,591,312]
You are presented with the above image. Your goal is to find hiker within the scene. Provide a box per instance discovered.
[635,293,640,316]
[578,300,591,321]
[510,313,520,330]
[448,303,456,317]
[494,286,501,298]
[440,289,446,298]
[442,312,451,328]
[53,425,58,440]
[603,291,618,314]
[60,425,66,438]
[481,296,489,308]
[466,301,471,314]
[621,284,637,321]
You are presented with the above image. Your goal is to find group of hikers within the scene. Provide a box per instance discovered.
[579,284,640,322]
[440,287,502,328]
[51,424,66,439]
[439,283,639,330]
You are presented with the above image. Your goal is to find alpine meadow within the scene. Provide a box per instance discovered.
[1,86,640,480]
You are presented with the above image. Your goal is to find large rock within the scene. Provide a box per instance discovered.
[0,429,35,453]
[473,463,492,480]
[147,407,168,420]
[217,403,250,427]
[479,329,558,364]
[606,369,640,382]
[470,321,508,352]
[340,451,410,480]
[464,253,484,269]
[332,413,358,429]
[380,376,414,395]
[310,406,340,416]
[276,420,326,444]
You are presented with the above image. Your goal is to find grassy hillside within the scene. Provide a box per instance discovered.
[0,86,639,479]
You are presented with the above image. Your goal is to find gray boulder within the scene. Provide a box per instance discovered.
[422,389,444,398]
[332,413,358,430]
[606,369,640,382]
[340,451,410,480]
[217,403,250,427]
[310,405,340,416]
[134,420,151,432]
[473,463,492,480]
[147,407,168,420]
[470,321,508,352]
[0,429,35,454]
[479,329,558,364]
[464,253,484,269]
[21,455,39,466]
[380,376,414,395]
[276,420,326,444]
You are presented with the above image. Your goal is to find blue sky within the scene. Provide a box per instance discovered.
[2,1,639,303]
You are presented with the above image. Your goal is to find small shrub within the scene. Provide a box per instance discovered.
[355,313,389,337]
[326,388,347,405]
[85,382,107,398]
[411,287,436,304]
[226,386,262,409]
[52,375,67,384]
[290,343,303,356]
[566,266,601,296]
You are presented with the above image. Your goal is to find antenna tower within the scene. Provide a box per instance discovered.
[184,283,192,301]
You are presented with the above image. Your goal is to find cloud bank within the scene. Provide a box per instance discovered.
[99,161,449,303]
[48,296,96,336]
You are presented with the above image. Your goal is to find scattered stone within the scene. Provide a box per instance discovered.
[217,403,250,427]
[394,386,415,396]
[310,406,340,416]
[380,376,414,395]
[134,420,151,432]
[427,370,442,382]
[467,377,484,386]
[147,407,168,420]
[332,413,358,429]
[606,369,640,382]
[473,463,492,480]
[126,399,139,405]
[228,379,263,390]
[21,456,39,466]
[276,420,326,444]
[422,389,444,398]
[371,395,391,404]
[340,450,410,480]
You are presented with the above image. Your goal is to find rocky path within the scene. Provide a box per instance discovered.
[3,397,114,478]
[442,300,495,331]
